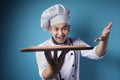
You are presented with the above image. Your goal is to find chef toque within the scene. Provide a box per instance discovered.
[41,4,70,31]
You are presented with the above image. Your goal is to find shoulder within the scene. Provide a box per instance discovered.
[69,37,80,45]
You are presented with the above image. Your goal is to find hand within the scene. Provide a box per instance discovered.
[94,22,112,42]
[44,50,69,74]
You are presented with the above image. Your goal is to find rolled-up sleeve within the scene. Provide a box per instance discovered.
[81,46,103,60]
[36,51,47,79]
[77,39,103,60]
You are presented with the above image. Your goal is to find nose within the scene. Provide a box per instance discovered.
[58,30,63,36]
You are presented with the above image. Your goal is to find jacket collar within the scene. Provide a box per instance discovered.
[52,37,71,45]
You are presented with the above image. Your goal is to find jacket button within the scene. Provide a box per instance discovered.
[72,64,74,67]
[71,53,73,55]
[72,75,74,77]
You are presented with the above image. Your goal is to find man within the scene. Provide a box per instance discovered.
[36,4,112,80]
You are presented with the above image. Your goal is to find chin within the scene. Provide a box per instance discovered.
[58,42,64,44]
[57,40,65,44]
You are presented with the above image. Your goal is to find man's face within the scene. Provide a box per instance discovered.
[49,23,70,44]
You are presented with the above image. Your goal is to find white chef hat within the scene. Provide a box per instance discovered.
[41,4,70,31]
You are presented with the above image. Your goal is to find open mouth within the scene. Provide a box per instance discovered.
[56,35,66,41]
[57,37,64,41]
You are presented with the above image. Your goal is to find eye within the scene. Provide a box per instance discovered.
[62,27,69,31]
[54,28,59,31]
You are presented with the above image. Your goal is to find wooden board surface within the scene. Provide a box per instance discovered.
[20,45,94,52]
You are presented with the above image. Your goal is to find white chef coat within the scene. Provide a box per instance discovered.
[36,38,103,80]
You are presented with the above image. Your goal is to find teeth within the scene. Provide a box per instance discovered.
[57,37,64,40]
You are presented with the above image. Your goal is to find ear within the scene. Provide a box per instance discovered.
[48,26,52,33]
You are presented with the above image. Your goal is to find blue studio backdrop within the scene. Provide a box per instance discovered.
[1,0,120,80]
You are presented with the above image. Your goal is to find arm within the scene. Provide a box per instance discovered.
[36,51,55,79]
[95,22,112,57]
[42,50,69,79]
[42,64,57,79]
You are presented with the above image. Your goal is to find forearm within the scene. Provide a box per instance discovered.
[95,22,112,57]
[42,64,58,79]
[95,38,108,57]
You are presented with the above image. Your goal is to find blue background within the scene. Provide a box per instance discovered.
[1,0,120,80]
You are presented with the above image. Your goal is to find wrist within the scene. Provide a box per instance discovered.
[48,64,60,74]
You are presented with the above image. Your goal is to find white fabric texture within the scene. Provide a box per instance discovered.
[41,4,70,31]
[36,38,103,80]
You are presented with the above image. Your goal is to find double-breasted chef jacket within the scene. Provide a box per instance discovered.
[36,37,103,80]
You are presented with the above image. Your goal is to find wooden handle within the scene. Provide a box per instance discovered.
[20,45,94,52]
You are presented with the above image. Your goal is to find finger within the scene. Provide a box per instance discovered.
[44,51,53,64]
[94,22,112,42]
[106,22,112,30]
[58,50,70,68]
[53,50,58,64]
[97,35,108,41]
[59,50,69,59]
[58,50,69,63]
[94,36,106,42]
[54,50,58,60]
[59,56,65,69]
[94,37,100,42]
[102,30,110,37]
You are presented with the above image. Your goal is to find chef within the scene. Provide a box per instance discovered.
[36,4,112,80]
